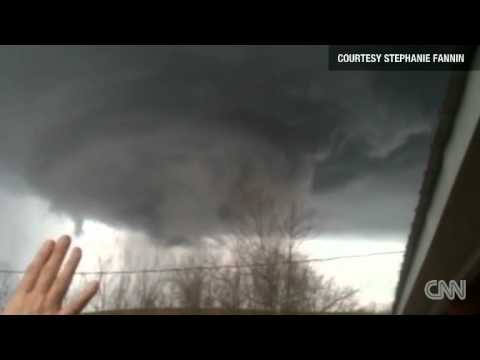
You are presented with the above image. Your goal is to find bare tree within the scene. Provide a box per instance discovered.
[314,276,359,313]
[74,178,359,315]
[211,267,246,311]
[131,251,168,309]
[108,274,133,310]
[89,249,173,312]
[0,273,14,311]
[90,256,113,312]
[171,252,216,311]
[223,179,359,314]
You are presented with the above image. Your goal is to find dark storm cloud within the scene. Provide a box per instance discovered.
[0,46,451,244]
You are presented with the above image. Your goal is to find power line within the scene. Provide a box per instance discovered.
[0,250,404,276]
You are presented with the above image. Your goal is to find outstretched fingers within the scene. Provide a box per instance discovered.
[35,235,72,294]
[47,247,83,308]
[17,239,55,293]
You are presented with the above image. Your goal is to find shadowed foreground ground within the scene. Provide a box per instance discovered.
[85,308,380,315]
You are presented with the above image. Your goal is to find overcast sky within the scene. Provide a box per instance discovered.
[0,45,451,306]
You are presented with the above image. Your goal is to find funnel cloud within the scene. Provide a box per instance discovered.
[0,46,451,245]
